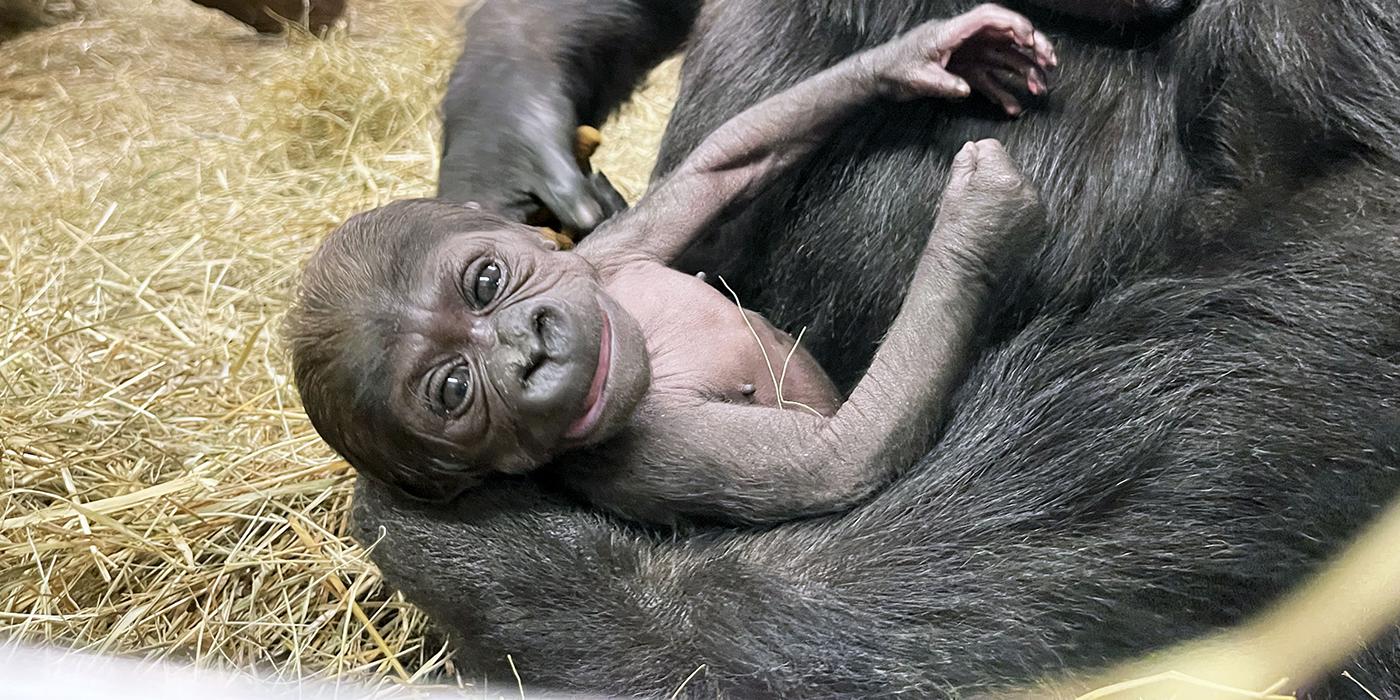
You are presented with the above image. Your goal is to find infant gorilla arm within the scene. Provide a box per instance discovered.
[572,141,1045,524]
[579,4,1054,266]
[559,7,1052,523]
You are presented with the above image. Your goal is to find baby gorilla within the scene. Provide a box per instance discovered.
[289,5,1053,524]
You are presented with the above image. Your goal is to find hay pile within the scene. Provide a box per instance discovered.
[0,0,676,692]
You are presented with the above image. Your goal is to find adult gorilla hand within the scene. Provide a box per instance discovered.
[435,0,697,233]
[438,62,624,234]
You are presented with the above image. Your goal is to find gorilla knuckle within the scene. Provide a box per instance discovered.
[971,164,1025,198]
[969,3,1013,24]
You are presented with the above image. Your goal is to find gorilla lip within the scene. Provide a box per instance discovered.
[563,310,612,440]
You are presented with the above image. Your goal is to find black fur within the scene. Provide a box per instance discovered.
[357,0,1400,696]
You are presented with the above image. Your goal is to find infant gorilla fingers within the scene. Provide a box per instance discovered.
[929,140,1045,287]
[950,140,1035,196]
[949,4,1036,46]
[876,5,1056,113]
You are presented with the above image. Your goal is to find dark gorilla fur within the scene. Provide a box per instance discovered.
[352,0,1400,696]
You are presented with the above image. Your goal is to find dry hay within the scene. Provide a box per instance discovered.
[0,0,677,692]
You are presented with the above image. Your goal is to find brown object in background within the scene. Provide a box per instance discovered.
[537,226,575,251]
[0,0,88,36]
[189,0,346,34]
[573,124,603,171]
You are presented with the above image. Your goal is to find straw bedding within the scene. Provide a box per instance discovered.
[0,0,676,692]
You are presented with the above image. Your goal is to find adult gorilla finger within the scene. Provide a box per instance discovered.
[588,171,630,220]
[536,144,606,233]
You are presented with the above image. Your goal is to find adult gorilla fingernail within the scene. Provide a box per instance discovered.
[954,142,975,163]
[572,198,603,230]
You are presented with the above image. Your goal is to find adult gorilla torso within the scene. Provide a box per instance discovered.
[353,0,1400,696]
[664,0,1192,389]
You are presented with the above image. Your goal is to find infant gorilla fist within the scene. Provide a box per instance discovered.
[930,139,1045,290]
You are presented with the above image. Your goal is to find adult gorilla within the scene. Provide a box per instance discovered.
[354,0,1400,696]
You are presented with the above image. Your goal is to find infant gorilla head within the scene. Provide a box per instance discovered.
[287,199,649,502]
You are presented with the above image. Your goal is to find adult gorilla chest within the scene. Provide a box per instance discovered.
[665,0,1196,390]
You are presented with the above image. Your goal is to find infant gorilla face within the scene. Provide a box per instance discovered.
[390,225,650,477]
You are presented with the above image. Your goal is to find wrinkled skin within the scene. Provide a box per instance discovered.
[380,224,646,479]
[355,0,1400,697]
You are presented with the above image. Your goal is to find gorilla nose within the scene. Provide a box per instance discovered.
[496,299,573,408]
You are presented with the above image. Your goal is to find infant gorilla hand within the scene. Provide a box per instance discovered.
[867,4,1057,115]
[928,139,1045,289]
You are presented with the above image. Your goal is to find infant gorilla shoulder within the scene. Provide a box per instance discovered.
[289,4,1052,524]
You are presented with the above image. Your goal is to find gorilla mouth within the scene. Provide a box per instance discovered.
[563,309,612,441]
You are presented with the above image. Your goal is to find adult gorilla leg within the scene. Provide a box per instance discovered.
[0,0,81,34]
[355,226,1400,696]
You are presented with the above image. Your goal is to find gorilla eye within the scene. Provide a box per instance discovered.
[467,260,505,309]
[438,365,473,414]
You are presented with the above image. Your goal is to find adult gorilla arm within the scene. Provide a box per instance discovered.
[438,0,700,230]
